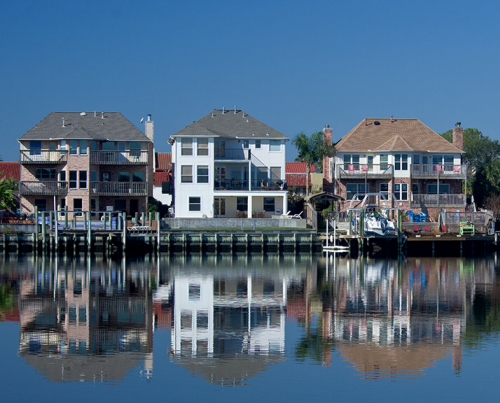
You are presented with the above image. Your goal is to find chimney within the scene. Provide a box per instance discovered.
[390,115,393,123]
[453,122,463,150]
[323,124,334,192]
[145,114,154,143]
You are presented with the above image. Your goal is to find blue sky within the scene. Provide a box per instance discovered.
[1,0,499,162]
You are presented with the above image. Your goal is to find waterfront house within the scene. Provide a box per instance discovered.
[18,112,154,217]
[323,118,466,216]
[168,108,289,218]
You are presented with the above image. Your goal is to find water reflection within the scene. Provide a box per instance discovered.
[1,252,500,384]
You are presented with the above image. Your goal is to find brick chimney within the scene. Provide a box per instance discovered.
[453,124,463,150]
[323,124,333,192]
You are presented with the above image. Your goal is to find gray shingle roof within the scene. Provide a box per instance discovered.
[169,109,289,140]
[18,112,151,142]
[335,118,463,153]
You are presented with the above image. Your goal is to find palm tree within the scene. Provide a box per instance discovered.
[293,131,335,196]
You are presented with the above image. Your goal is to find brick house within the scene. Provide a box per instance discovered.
[323,118,466,217]
[18,112,154,218]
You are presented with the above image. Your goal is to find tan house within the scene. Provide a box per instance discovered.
[18,112,154,217]
[323,118,466,216]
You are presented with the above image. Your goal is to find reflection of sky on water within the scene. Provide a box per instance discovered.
[0,253,499,386]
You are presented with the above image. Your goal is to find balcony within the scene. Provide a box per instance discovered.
[214,179,285,192]
[90,181,147,196]
[20,150,68,164]
[214,148,251,161]
[20,181,68,196]
[411,194,466,208]
[411,164,466,179]
[90,150,148,165]
[338,164,393,179]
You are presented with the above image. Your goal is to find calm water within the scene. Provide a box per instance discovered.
[1,252,499,402]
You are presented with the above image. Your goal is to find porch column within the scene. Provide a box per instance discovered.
[283,193,288,215]
[248,195,253,218]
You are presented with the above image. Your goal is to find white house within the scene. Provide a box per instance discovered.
[168,108,289,218]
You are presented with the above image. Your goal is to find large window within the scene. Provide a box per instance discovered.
[79,140,88,155]
[69,140,78,155]
[243,140,249,148]
[30,141,41,155]
[237,197,248,212]
[79,171,87,189]
[255,140,261,149]
[427,184,450,194]
[380,154,388,170]
[35,199,47,211]
[189,197,201,211]
[69,171,77,189]
[394,154,408,171]
[130,142,141,157]
[73,198,82,216]
[269,140,280,152]
[380,183,389,199]
[181,138,193,156]
[346,183,369,200]
[35,168,56,179]
[214,198,225,216]
[197,138,209,156]
[181,165,193,183]
[133,172,144,182]
[263,197,275,212]
[343,154,360,170]
[197,166,209,183]
[215,140,225,158]
[394,183,408,200]
[118,172,130,182]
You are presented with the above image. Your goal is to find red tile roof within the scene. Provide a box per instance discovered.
[286,162,317,174]
[154,171,171,186]
[156,152,172,171]
[0,162,20,181]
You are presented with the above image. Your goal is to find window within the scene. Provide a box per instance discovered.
[243,140,249,148]
[263,197,275,212]
[49,142,56,151]
[59,198,66,215]
[269,140,280,152]
[90,171,97,182]
[132,172,144,182]
[130,142,141,157]
[367,156,374,171]
[344,154,360,170]
[380,154,388,170]
[60,140,66,155]
[189,284,201,301]
[30,141,41,155]
[181,138,193,155]
[189,197,201,211]
[394,154,408,170]
[257,167,267,181]
[427,184,450,194]
[197,166,209,183]
[346,183,369,200]
[73,198,82,216]
[69,140,78,155]
[114,199,126,211]
[90,199,97,216]
[69,171,77,189]
[413,154,420,165]
[60,170,66,182]
[380,183,389,199]
[412,183,420,194]
[394,183,408,200]
[118,172,130,182]
[270,167,281,181]
[255,140,261,148]
[215,140,225,158]
[35,199,47,211]
[197,138,209,156]
[102,173,110,182]
[79,140,87,155]
[79,171,87,189]
[181,166,192,183]
[102,141,114,151]
[35,168,56,179]
[90,140,98,151]
[444,155,454,171]
[214,198,225,216]
[237,197,248,212]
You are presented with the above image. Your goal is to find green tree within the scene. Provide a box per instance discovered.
[0,175,18,210]
[441,128,500,206]
[293,131,335,196]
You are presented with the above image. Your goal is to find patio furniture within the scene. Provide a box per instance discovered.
[460,222,475,235]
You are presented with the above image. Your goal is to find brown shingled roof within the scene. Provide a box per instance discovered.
[336,118,463,153]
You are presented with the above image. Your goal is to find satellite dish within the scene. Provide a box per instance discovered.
[139,118,144,123]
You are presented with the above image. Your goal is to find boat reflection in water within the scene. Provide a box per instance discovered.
[5,252,499,384]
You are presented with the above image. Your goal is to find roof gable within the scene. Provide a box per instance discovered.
[336,118,462,153]
[170,109,288,140]
[19,112,150,142]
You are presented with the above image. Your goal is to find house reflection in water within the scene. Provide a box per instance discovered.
[164,254,310,385]
[18,255,154,383]
[315,255,496,379]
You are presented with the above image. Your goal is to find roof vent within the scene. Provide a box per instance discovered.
[242,111,245,118]
[246,119,249,122]
[222,107,225,114]
[252,133,255,136]
[374,121,380,125]
[211,112,214,118]
[234,105,237,114]
[101,112,104,119]
[266,133,269,136]
[62,118,65,127]
[80,112,87,116]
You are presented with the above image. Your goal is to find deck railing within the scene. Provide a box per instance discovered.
[20,150,68,164]
[20,181,68,195]
[90,150,148,165]
[90,181,147,196]
[411,193,466,207]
